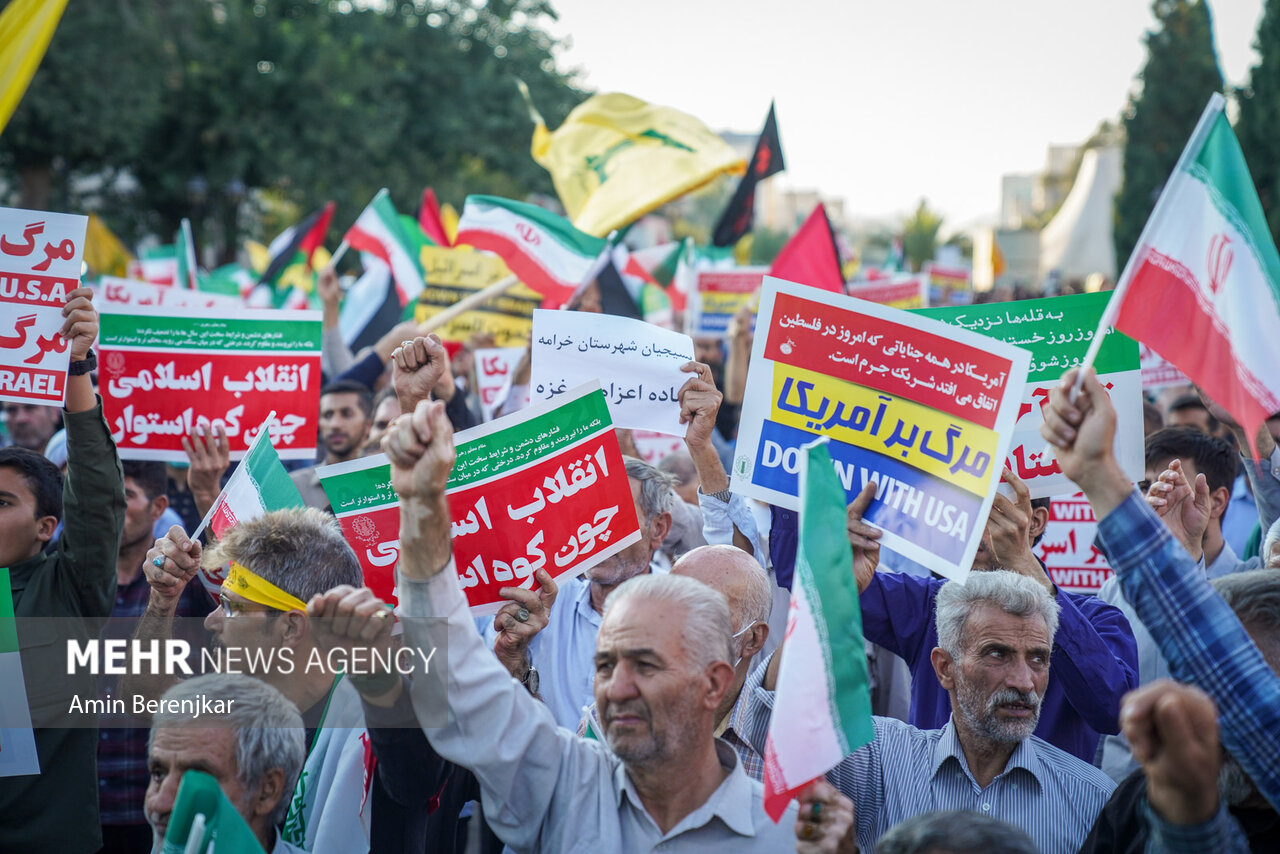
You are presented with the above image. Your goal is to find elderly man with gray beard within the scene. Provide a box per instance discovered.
[744,564,1115,854]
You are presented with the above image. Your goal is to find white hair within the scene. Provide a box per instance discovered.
[935,571,1060,658]
[149,673,305,827]
[604,572,732,670]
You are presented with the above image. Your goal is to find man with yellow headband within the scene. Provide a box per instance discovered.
[131,507,370,853]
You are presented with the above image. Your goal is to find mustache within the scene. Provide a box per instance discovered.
[987,688,1040,711]
[605,701,650,723]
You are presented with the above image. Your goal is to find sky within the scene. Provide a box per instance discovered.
[541,0,1266,233]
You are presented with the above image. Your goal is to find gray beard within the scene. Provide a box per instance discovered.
[957,681,1041,744]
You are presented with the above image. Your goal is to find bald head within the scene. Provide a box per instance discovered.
[672,545,771,632]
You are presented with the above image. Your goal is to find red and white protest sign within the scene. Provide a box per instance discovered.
[1032,492,1113,594]
[98,305,322,461]
[1139,342,1191,392]
[96,276,241,311]
[473,346,525,421]
[0,206,89,406]
[318,383,641,612]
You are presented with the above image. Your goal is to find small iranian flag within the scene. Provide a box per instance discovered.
[343,189,425,305]
[192,414,305,551]
[1100,93,1280,457]
[762,438,874,821]
[176,219,200,290]
[455,194,608,306]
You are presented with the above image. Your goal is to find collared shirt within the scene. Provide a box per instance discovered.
[740,668,1115,854]
[400,567,797,853]
[1096,490,1280,813]
[1223,471,1260,557]
[859,570,1138,762]
[1146,801,1251,854]
[524,574,604,730]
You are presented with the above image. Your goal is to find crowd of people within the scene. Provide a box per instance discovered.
[2,280,1279,854]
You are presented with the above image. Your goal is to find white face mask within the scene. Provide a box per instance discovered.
[730,620,760,669]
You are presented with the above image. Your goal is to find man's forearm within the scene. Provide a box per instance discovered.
[687,438,729,494]
[119,595,183,712]
[398,495,453,581]
[1076,458,1133,519]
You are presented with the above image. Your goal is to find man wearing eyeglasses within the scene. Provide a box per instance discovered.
[133,508,372,854]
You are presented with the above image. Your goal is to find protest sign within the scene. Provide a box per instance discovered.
[732,277,1029,582]
[690,267,764,337]
[0,206,88,406]
[98,305,322,461]
[846,273,930,309]
[0,569,39,778]
[914,292,1143,498]
[1032,492,1114,594]
[319,383,641,613]
[474,346,525,422]
[530,309,694,436]
[922,261,972,306]
[413,245,542,347]
[1139,341,1191,391]
[96,276,241,311]
[631,430,685,466]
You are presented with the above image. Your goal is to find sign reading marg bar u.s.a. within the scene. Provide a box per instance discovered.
[318,383,641,612]
[98,305,321,461]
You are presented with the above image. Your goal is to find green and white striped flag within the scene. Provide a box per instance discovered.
[193,413,305,550]
[343,189,425,305]
[763,438,874,821]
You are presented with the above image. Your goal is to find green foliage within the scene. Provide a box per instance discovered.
[0,0,584,257]
[749,226,792,265]
[1114,0,1223,267]
[1237,0,1280,248]
[901,198,942,272]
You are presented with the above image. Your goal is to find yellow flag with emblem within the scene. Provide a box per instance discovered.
[0,0,69,136]
[531,91,746,237]
[84,213,134,277]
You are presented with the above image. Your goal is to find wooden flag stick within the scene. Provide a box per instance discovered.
[417,274,521,334]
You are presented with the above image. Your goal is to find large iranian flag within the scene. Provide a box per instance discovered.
[455,195,607,305]
[193,416,305,558]
[344,189,425,305]
[762,438,874,821]
[1107,93,1280,456]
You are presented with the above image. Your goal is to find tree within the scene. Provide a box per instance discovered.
[1237,0,1280,248]
[0,0,584,257]
[901,198,942,272]
[1114,0,1223,267]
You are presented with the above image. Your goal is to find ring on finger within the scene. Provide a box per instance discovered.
[514,607,530,623]
[801,823,816,840]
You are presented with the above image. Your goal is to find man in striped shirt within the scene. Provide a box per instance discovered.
[744,569,1115,853]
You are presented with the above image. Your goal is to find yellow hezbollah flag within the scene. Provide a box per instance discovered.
[532,92,746,237]
[0,0,69,136]
[84,214,134,277]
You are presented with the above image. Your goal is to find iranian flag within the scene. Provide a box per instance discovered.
[762,438,874,821]
[455,194,607,306]
[192,415,305,563]
[1103,93,1280,458]
[343,189,425,305]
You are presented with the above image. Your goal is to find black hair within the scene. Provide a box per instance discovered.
[1144,426,1237,494]
[122,460,168,501]
[0,448,63,522]
[319,380,374,419]
[1167,393,1219,433]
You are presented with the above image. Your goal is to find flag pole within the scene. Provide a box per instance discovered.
[1070,93,1226,396]
[327,240,349,270]
[416,274,522,334]
[190,411,277,543]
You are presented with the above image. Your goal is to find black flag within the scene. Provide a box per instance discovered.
[711,102,785,247]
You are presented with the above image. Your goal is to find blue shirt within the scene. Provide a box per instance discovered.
[1096,490,1280,813]
[526,575,605,730]
[741,670,1115,854]
[860,570,1138,762]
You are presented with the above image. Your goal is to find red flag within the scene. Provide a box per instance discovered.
[418,188,451,247]
[770,204,843,293]
[300,201,335,271]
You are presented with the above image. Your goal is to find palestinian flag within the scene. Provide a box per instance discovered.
[344,189,425,305]
[1105,93,1280,460]
[193,417,305,574]
[762,438,874,821]
[770,203,844,293]
[712,101,785,247]
[627,241,689,311]
[455,194,608,306]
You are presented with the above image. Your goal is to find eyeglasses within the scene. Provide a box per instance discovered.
[730,620,760,669]
[219,593,279,618]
